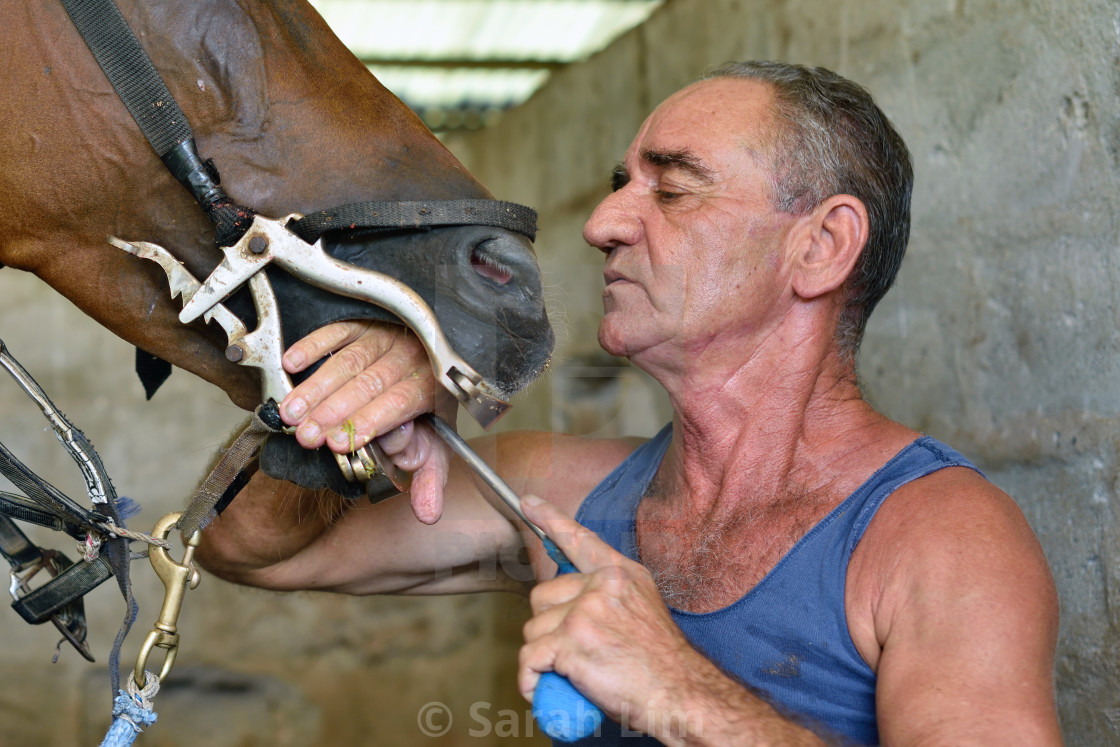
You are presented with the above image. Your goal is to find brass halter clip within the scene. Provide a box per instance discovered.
[133,512,201,689]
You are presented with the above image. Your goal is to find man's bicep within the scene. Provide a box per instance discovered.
[869,480,1061,745]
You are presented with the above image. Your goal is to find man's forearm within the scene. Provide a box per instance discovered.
[650,654,828,747]
[195,469,348,584]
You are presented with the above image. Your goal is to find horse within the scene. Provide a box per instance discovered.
[0,0,555,498]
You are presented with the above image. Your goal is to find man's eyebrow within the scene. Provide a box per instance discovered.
[640,147,716,183]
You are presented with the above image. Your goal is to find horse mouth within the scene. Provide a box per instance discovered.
[304,225,554,401]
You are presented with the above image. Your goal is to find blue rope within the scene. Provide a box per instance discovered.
[99,678,158,747]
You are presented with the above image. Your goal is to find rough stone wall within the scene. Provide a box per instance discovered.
[443,0,1120,743]
[2,0,1118,743]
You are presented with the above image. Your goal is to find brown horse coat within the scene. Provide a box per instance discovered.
[0,0,551,411]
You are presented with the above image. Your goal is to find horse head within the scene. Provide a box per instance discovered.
[0,1,552,434]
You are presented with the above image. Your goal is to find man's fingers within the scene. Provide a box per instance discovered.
[282,330,388,426]
[282,320,372,373]
[526,576,585,619]
[522,495,621,574]
[282,329,433,448]
[517,617,598,705]
[281,322,421,428]
[518,636,560,703]
[408,437,451,524]
[321,377,436,453]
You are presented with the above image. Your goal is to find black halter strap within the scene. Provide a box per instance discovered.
[58,0,254,246]
[0,338,134,683]
[290,199,538,243]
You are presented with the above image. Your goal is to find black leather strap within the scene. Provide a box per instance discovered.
[12,554,114,625]
[0,441,98,532]
[58,0,190,155]
[290,199,539,242]
[58,0,255,249]
[0,514,104,661]
[0,492,89,539]
[0,513,44,568]
[0,336,134,678]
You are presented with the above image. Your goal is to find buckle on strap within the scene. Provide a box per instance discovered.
[8,547,109,663]
[10,551,113,625]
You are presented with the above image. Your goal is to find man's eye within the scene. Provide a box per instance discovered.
[656,190,682,201]
[610,165,629,192]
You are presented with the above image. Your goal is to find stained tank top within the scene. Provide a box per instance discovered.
[563,424,981,746]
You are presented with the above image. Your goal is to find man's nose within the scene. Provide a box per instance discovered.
[583,188,642,253]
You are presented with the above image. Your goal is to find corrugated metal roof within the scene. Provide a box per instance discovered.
[309,0,664,130]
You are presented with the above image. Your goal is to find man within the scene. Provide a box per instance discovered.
[198,62,1061,745]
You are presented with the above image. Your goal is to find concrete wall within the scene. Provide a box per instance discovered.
[1,0,1118,743]
[443,0,1120,743]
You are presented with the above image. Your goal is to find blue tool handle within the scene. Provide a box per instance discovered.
[532,538,605,742]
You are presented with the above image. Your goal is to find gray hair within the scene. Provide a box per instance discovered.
[702,61,913,359]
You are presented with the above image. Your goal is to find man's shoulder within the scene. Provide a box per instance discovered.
[847,448,1057,671]
[881,453,1013,523]
[854,450,1053,619]
[864,456,1031,558]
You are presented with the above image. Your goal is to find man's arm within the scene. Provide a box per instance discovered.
[196,455,530,595]
[849,467,1063,745]
[197,320,639,596]
[518,496,827,747]
[197,427,640,596]
[516,474,1062,747]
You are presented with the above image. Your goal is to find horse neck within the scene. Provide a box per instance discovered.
[119,0,491,214]
[0,0,492,410]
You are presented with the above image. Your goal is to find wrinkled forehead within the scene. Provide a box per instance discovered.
[628,78,779,166]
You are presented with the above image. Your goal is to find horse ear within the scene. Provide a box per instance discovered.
[135,348,172,400]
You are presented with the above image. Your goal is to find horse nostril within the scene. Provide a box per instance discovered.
[470,243,514,285]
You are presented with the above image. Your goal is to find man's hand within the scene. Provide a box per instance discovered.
[517,495,702,740]
[279,320,455,523]
[517,496,827,746]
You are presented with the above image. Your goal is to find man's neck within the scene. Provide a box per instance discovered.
[641,324,904,519]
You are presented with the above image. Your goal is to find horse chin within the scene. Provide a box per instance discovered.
[428,295,554,398]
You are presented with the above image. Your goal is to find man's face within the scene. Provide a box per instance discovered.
[584,78,797,370]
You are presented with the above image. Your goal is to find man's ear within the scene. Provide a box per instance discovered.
[789,195,869,300]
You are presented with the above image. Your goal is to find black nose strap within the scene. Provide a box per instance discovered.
[288,200,539,244]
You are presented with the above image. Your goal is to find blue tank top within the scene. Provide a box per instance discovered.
[563,424,980,746]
